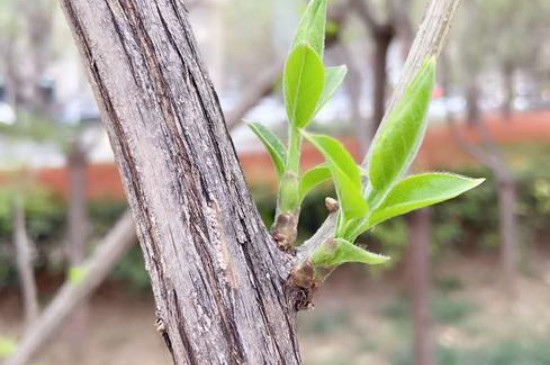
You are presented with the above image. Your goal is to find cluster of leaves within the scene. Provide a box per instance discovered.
[250,0,483,275]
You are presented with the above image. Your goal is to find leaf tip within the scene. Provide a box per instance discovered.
[471,177,486,188]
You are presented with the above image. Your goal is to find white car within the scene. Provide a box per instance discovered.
[0,102,16,124]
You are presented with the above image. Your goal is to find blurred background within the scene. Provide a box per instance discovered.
[1,0,550,364]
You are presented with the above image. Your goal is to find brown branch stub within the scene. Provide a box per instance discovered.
[272,213,299,252]
[287,207,339,310]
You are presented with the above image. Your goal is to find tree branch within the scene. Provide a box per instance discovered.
[226,61,283,130]
[12,196,39,328]
[350,0,381,31]
[5,211,137,365]
[378,0,461,127]
[291,0,462,288]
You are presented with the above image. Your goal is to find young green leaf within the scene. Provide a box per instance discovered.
[284,44,325,128]
[290,0,328,56]
[0,337,16,359]
[368,173,485,227]
[367,58,436,202]
[303,133,368,220]
[312,238,390,268]
[69,265,87,286]
[315,65,348,114]
[300,164,332,202]
[248,122,287,178]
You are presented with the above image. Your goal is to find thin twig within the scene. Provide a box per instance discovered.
[5,212,136,365]
[290,0,463,289]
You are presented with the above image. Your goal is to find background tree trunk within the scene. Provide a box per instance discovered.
[408,209,434,365]
[501,62,515,120]
[59,1,300,364]
[466,80,481,126]
[446,69,520,297]
[66,140,90,362]
[497,174,519,296]
[13,196,39,328]
[371,25,395,135]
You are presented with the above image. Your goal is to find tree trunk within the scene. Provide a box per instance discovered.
[13,196,40,327]
[59,1,299,364]
[339,44,370,154]
[459,78,520,298]
[408,209,434,365]
[66,140,90,362]
[466,80,480,127]
[371,25,395,136]
[501,63,514,120]
[497,174,518,296]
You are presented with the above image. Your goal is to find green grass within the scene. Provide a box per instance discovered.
[301,309,352,335]
[382,293,477,325]
[392,336,550,365]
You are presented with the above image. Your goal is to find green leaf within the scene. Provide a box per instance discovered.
[300,164,332,201]
[284,44,325,128]
[290,0,328,56]
[316,65,348,114]
[369,173,485,227]
[303,133,368,220]
[69,265,87,286]
[248,122,287,178]
[0,337,16,359]
[367,58,436,203]
[312,238,390,268]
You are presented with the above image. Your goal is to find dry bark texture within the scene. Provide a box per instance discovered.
[58,1,300,364]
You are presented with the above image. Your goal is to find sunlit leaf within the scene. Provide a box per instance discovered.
[368,173,485,228]
[303,133,368,220]
[0,337,16,359]
[300,164,332,201]
[284,44,325,128]
[69,265,87,286]
[316,65,348,114]
[290,0,328,56]
[368,58,436,204]
[312,238,390,268]
[248,122,287,178]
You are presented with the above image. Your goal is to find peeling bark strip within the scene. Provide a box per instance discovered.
[59,1,300,364]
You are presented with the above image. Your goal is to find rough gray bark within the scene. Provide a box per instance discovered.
[5,212,137,365]
[408,209,434,365]
[12,196,40,327]
[58,1,300,364]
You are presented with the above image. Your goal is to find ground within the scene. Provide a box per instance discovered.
[2,252,550,365]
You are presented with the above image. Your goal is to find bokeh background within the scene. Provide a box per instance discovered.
[1,0,550,364]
